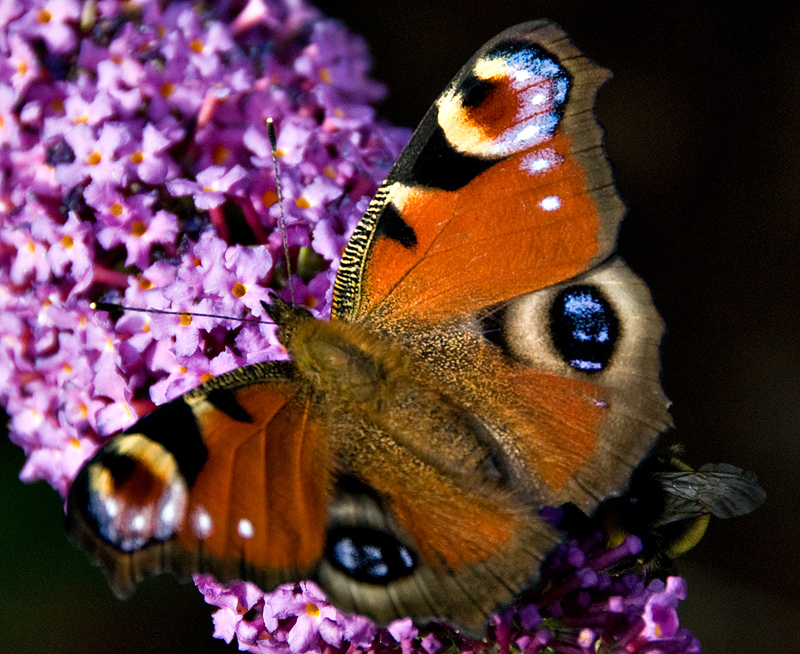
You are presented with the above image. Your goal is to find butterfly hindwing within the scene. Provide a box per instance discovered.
[318,416,561,631]
[478,258,671,512]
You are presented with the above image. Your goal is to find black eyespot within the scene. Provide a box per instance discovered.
[96,450,137,484]
[326,527,416,584]
[550,285,619,372]
[460,73,494,108]
[130,399,208,485]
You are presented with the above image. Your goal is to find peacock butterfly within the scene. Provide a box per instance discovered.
[67,20,674,634]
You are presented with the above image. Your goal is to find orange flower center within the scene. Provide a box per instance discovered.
[211,144,229,165]
[262,189,278,207]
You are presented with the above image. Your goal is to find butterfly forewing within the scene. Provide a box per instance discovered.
[332,21,623,326]
[68,361,331,596]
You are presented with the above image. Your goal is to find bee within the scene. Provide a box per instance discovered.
[598,447,766,569]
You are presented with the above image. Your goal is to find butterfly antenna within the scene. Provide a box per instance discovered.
[267,118,295,306]
[90,302,275,325]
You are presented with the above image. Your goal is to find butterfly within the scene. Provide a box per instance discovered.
[67,20,673,634]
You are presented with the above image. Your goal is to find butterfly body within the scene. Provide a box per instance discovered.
[68,21,674,633]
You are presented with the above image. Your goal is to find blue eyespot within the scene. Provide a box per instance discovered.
[550,285,618,372]
[327,527,416,584]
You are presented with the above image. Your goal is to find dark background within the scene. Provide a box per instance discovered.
[2,1,797,651]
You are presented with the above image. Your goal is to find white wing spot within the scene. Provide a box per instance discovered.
[238,518,254,539]
[160,501,176,524]
[515,123,542,144]
[540,196,562,211]
[131,513,147,533]
[104,497,120,518]
[511,69,533,84]
[191,505,213,539]
[521,148,562,174]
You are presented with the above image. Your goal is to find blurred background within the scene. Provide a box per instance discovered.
[2,1,797,651]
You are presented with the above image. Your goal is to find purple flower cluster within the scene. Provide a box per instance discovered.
[0,1,699,652]
[195,523,700,654]
[0,0,409,496]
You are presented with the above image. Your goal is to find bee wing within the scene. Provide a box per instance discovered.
[652,463,766,526]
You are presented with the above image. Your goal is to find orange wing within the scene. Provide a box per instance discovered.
[332,21,622,326]
[67,361,331,596]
